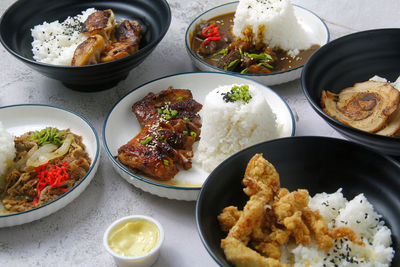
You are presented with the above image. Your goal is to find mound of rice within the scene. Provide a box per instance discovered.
[31,8,96,65]
[232,0,314,54]
[0,122,16,187]
[283,189,394,266]
[195,84,280,172]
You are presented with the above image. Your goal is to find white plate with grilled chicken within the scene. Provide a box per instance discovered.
[0,104,100,227]
[103,72,295,201]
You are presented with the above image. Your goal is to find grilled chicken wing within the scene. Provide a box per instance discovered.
[118,87,202,180]
[82,9,115,42]
[101,20,141,63]
[71,35,105,66]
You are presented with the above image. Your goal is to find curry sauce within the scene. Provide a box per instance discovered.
[190,12,319,74]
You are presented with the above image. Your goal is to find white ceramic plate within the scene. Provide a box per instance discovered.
[103,72,295,201]
[185,1,330,86]
[0,104,100,227]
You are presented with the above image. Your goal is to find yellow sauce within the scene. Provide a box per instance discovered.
[108,219,160,257]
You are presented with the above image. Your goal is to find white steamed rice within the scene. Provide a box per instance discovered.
[282,189,394,266]
[0,122,16,183]
[194,84,280,172]
[31,8,96,65]
[232,0,314,54]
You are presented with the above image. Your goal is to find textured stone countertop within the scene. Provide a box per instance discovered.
[0,0,399,266]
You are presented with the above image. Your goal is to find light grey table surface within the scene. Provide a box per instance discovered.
[0,0,399,266]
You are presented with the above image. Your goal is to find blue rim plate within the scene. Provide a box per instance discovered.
[0,104,100,227]
[103,71,295,201]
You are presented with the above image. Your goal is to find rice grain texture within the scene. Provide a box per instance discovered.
[233,0,314,53]
[31,8,96,65]
[286,189,394,266]
[0,122,16,183]
[195,84,279,172]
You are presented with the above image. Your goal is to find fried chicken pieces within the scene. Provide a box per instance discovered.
[218,154,363,266]
[71,9,141,66]
[117,87,202,180]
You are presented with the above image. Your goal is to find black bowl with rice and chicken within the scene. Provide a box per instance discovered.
[0,0,171,91]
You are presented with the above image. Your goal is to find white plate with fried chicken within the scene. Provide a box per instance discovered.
[103,72,295,200]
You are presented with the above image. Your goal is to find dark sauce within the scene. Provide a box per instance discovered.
[190,12,320,74]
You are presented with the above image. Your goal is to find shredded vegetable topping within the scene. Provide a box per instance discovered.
[202,24,223,45]
[32,162,69,206]
[28,127,66,146]
[222,85,252,103]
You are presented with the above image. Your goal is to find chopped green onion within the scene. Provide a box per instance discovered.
[211,47,228,58]
[239,47,244,58]
[162,114,171,120]
[163,159,169,166]
[222,85,252,103]
[157,108,163,114]
[240,67,249,74]
[258,62,273,69]
[224,59,238,71]
[190,131,197,138]
[182,130,188,135]
[244,52,273,61]
[175,96,183,101]
[140,136,153,145]
[183,117,190,122]
[28,127,66,146]
[171,110,178,117]
[163,109,170,115]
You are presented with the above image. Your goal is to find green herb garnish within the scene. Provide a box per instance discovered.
[157,108,163,114]
[211,47,229,58]
[240,67,249,74]
[244,52,273,61]
[175,96,183,101]
[190,131,197,138]
[224,59,239,71]
[162,114,171,120]
[183,117,190,122]
[140,136,153,145]
[28,127,66,146]
[239,47,244,58]
[171,110,178,117]
[163,159,169,166]
[258,62,273,69]
[222,85,252,103]
[182,130,188,135]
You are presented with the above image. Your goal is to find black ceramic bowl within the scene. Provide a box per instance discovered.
[196,136,400,266]
[301,29,400,156]
[0,0,171,91]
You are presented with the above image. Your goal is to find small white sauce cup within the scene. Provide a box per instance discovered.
[103,215,164,267]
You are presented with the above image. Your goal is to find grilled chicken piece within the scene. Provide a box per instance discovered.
[114,20,141,43]
[133,86,202,127]
[101,20,141,63]
[118,87,202,180]
[118,124,179,180]
[82,9,115,42]
[118,122,195,180]
[71,35,105,66]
